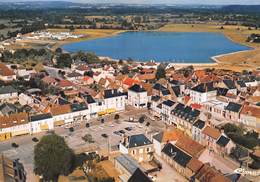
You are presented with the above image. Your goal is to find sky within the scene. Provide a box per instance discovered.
[3,0,260,5]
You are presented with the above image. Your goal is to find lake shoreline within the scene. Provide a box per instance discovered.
[62,31,250,65]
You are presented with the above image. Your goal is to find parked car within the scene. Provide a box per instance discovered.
[125,127,133,131]
[119,130,125,134]
[113,131,121,136]
[11,143,19,148]
[101,134,108,138]
[32,137,39,142]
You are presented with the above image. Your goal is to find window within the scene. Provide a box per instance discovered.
[146,147,150,152]
[139,148,143,153]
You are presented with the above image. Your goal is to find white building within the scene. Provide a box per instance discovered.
[128,84,148,109]
[161,100,176,124]
[0,63,16,82]
[190,82,217,104]
[0,86,18,103]
[103,89,125,112]
[30,113,54,134]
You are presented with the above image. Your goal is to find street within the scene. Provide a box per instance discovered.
[0,107,165,181]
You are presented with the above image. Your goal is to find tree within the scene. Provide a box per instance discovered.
[84,70,94,77]
[156,65,166,80]
[34,133,75,181]
[121,65,129,74]
[138,115,145,124]
[114,114,120,122]
[55,48,63,54]
[56,53,72,68]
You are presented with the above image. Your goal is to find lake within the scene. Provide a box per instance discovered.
[62,31,252,63]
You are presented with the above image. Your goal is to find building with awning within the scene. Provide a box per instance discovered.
[54,120,65,126]
[30,113,53,134]
[98,111,107,116]
[12,129,30,136]
[106,108,116,114]
[0,112,30,140]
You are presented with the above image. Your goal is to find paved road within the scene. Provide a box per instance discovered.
[0,107,165,181]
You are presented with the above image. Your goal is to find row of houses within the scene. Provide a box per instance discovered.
[114,128,233,182]
[0,88,127,141]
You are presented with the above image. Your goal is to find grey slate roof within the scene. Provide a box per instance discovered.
[225,102,242,113]
[161,89,171,96]
[70,103,88,112]
[193,119,206,129]
[125,134,152,148]
[151,95,160,102]
[162,100,175,107]
[172,86,181,97]
[128,168,152,182]
[237,80,246,88]
[191,82,215,93]
[104,89,124,99]
[216,135,230,147]
[30,113,52,122]
[0,103,18,115]
[217,87,229,96]
[115,154,142,174]
[153,83,166,91]
[162,143,192,167]
[223,79,236,89]
[153,132,163,142]
[171,104,200,123]
[0,86,17,94]
[129,84,146,93]
[83,94,96,104]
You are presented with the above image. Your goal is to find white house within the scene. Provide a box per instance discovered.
[82,94,99,118]
[128,84,148,109]
[190,82,217,104]
[30,113,54,134]
[0,63,16,82]
[103,89,125,112]
[50,103,89,126]
[161,100,176,124]
[0,86,18,103]
[192,119,206,144]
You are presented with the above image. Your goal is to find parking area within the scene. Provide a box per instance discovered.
[0,108,165,181]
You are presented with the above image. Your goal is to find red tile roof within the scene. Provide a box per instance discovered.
[50,104,71,116]
[0,63,15,76]
[202,126,221,140]
[42,76,57,84]
[0,112,29,128]
[123,77,139,87]
[176,135,205,157]
[58,80,74,88]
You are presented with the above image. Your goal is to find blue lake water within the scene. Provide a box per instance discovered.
[62,31,252,63]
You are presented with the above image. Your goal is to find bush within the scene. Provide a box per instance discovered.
[32,137,39,142]
[69,127,74,132]
[114,114,119,120]
[223,123,243,135]
[11,143,19,148]
[138,115,146,124]
[228,133,258,149]
[82,134,94,143]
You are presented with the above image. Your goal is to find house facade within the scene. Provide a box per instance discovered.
[128,84,148,109]
[119,134,153,162]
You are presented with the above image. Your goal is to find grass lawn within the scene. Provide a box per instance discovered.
[159,23,260,48]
